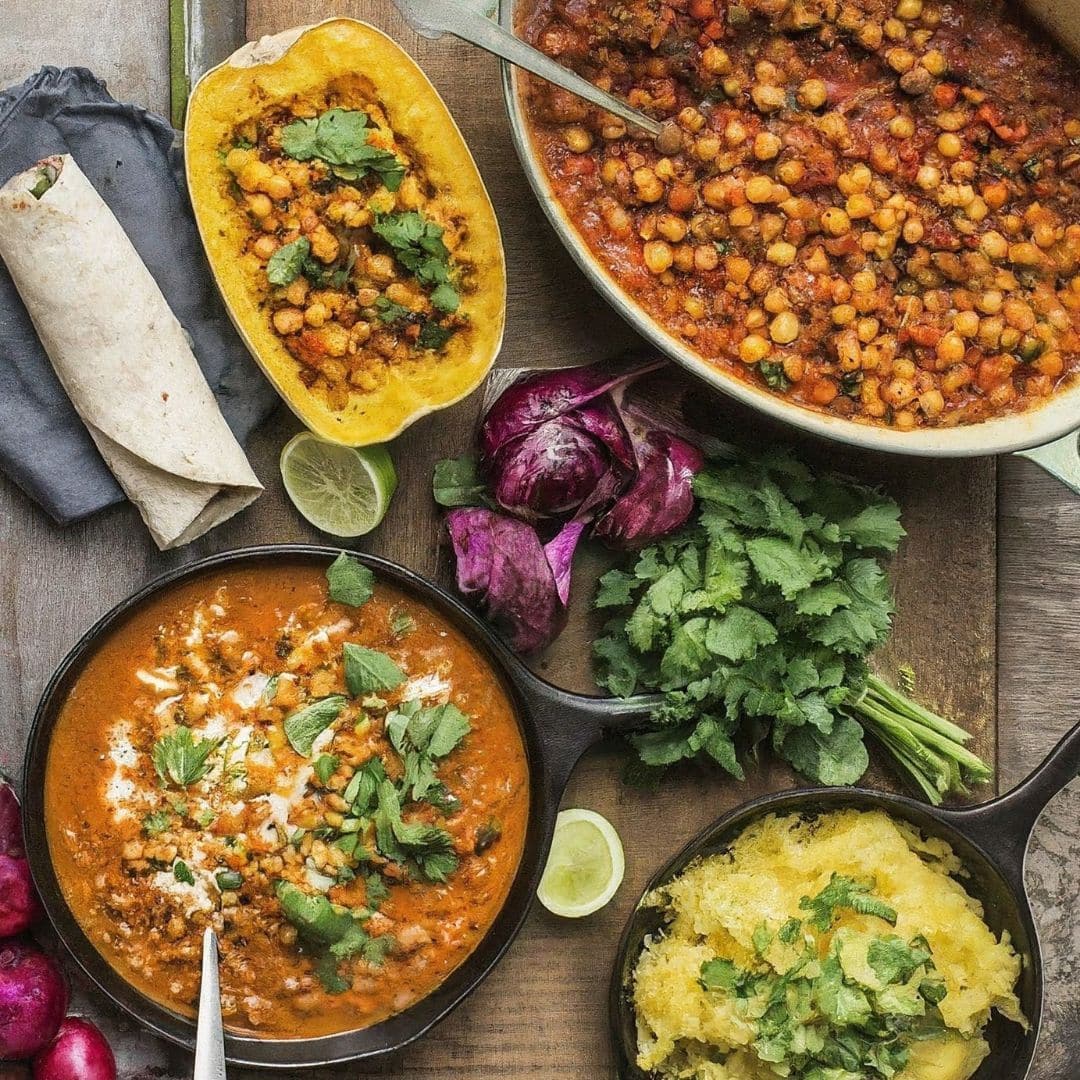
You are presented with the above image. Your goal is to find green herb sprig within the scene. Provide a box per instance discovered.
[594,451,992,802]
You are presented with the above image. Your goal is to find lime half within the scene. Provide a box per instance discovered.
[537,808,625,918]
[280,433,397,538]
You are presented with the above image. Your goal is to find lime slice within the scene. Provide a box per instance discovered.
[280,433,397,537]
[537,808,625,918]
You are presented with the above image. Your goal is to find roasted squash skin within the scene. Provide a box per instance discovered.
[185,19,506,445]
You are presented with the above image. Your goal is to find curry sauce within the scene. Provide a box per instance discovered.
[45,560,529,1038]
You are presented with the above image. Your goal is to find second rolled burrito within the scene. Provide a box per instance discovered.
[0,154,262,548]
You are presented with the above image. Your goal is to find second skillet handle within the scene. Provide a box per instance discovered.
[940,718,1080,881]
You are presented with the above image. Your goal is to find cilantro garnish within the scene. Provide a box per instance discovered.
[432,455,487,509]
[280,108,404,191]
[799,873,898,931]
[371,210,460,313]
[173,860,195,886]
[342,644,406,696]
[152,727,223,788]
[283,696,347,757]
[326,552,374,607]
[373,780,459,882]
[313,754,340,786]
[417,320,456,351]
[266,236,310,286]
[142,809,172,836]
[592,451,992,801]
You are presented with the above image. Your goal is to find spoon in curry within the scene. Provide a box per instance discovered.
[389,0,683,153]
[193,929,227,1080]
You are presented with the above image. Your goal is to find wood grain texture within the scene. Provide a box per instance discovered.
[0,0,1074,1077]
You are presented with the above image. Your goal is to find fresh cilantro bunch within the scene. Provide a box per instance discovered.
[594,452,992,802]
[372,211,461,314]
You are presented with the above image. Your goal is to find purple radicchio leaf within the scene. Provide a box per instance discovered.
[592,420,704,550]
[543,520,587,606]
[479,357,664,461]
[489,421,613,522]
[446,508,568,653]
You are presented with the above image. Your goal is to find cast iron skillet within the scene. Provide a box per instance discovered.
[22,544,652,1070]
[610,721,1080,1080]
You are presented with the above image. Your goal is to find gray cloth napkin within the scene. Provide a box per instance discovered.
[0,66,278,524]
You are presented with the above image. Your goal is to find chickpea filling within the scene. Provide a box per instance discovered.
[522,0,1080,428]
[223,83,475,411]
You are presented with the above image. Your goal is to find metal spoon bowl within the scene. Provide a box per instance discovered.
[390,0,682,152]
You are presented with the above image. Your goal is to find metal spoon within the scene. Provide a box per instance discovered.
[193,929,226,1080]
[390,0,683,152]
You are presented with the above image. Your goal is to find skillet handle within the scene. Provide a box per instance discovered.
[511,664,661,786]
[940,718,1080,881]
[1014,430,1080,496]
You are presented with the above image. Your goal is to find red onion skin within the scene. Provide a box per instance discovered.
[0,942,67,1060]
[0,855,41,938]
[32,1018,116,1080]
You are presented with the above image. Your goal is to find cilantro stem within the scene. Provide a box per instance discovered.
[847,676,993,804]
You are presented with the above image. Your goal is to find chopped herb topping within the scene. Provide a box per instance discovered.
[280,108,405,191]
[326,553,374,607]
[152,727,223,788]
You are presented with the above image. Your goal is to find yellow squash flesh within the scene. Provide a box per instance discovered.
[185,19,506,445]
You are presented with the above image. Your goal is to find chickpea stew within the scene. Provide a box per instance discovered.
[221,80,479,412]
[520,0,1080,429]
[44,556,528,1038]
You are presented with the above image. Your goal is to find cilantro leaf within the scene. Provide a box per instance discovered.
[373,780,459,881]
[799,873,898,932]
[700,957,747,992]
[433,455,487,508]
[314,754,340,786]
[266,237,311,286]
[372,210,460,312]
[776,715,869,786]
[417,319,456,350]
[142,809,173,836]
[152,727,222,788]
[173,861,195,886]
[283,696,347,757]
[326,553,375,607]
[867,934,933,985]
[343,644,406,696]
[280,109,404,191]
[706,606,778,662]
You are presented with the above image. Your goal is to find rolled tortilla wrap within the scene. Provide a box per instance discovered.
[0,154,262,548]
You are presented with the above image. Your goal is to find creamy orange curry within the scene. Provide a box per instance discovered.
[45,556,529,1038]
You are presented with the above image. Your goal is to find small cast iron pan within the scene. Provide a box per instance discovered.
[22,544,652,1070]
[610,720,1080,1080]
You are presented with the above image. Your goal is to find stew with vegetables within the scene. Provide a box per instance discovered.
[520,0,1080,428]
[45,557,528,1037]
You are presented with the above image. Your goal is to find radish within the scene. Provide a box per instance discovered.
[0,941,67,1060]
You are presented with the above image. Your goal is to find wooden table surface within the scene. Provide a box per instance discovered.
[1,3,1077,1078]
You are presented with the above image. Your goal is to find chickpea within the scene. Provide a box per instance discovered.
[252,235,278,261]
[937,332,966,363]
[777,160,805,186]
[916,165,941,190]
[937,132,962,158]
[694,244,720,272]
[264,174,293,201]
[701,46,732,75]
[730,205,755,228]
[798,78,828,110]
[889,115,915,139]
[246,193,273,219]
[846,193,874,219]
[832,303,857,326]
[821,207,851,236]
[751,84,786,112]
[1009,242,1043,266]
[633,167,664,203]
[224,147,253,174]
[745,176,776,204]
[954,310,980,337]
[564,125,594,153]
[739,333,771,363]
[764,287,789,314]
[724,119,749,145]
[754,132,783,160]
[770,311,800,344]
[921,49,948,76]
[767,240,797,266]
[903,218,925,244]
[237,159,273,193]
[273,308,305,335]
[886,48,917,74]
[304,302,329,328]
[643,240,674,274]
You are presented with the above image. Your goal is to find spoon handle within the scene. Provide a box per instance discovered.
[193,929,227,1080]
[391,0,662,136]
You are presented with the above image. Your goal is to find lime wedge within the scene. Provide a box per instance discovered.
[537,808,625,918]
[280,433,397,537]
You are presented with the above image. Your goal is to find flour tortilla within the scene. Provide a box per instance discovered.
[0,154,262,548]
